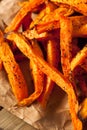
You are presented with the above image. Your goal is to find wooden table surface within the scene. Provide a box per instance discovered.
[0,108,37,130]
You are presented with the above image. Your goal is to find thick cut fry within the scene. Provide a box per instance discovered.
[36,20,60,33]
[5,0,45,33]
[39,39,60,108]
[51,0,87,16]
[7,33,82,130]
[60,16,72,78]
[0,33,28,101]
[18,40,45,106]
[30,1,57,29]
[71,45,87,71]
[60,16,77,97]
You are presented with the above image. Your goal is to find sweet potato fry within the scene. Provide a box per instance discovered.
[60,16,72,78]
[18,40,45,106]
[51,0,87,16]
[5,0,45,33]
[7,32,82,130]
[36,21,60,33]
[0,31,28,101]
[39,39,60,108]
[71,38,87,72]
[60,16,77,95]
[71,44,87,71]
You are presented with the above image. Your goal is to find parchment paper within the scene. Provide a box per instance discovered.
[0,1,73,130]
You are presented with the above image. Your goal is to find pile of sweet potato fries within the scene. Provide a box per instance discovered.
[0,0,87,129]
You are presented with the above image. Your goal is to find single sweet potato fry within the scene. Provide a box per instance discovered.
[0,32,28,101]
[71,44,87,71]
[60,16,72,78]
[60,16,77,96]
[39,39,60,108]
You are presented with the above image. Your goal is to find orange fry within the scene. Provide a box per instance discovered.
[7,32,82,130]
[18,40,45,106]
[5,0,45,33]
[39,39,60,108]
[60,16,77,97]
[60,16,72,78]
[0,41,28,102]
[71,44,87,71]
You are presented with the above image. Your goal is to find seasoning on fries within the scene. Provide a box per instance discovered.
[0,31,28,102]
[0,0,87,130]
